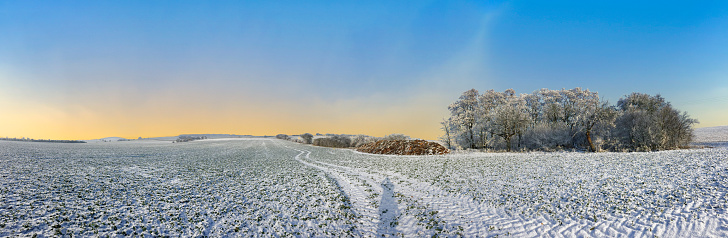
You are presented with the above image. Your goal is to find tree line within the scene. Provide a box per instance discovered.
[0,137,86,143]
[440,88,697,152]
[276,133,411,148]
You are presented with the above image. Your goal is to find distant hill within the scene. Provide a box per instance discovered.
[84,134,265,143]
[0,137,86,143]
[178,134,255,139]
[84,137,131,143]
[693,125,728,142]
[134,134,262,142]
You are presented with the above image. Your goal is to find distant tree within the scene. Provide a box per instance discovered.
[383,133,410,141]
[351,135,379,147]
[301,133,313,144]
[331,134,352,147]
[276,134,290,140]
[313,135,351,148]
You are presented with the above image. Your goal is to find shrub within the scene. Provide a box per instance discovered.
[351,135,380,148]
[276,134,290,140]
[300,133,313,144]
[383,134,410,141]
[313,135,351,148]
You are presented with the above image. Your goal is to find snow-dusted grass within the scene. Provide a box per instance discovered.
[0,139,356,237]
[309,146,728,236]
[2,138,727,237]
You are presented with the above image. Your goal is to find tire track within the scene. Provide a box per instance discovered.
[281,141,728,237]
[286,147,379,236]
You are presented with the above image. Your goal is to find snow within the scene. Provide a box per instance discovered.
[84,137,128,143]
[694,125,728,142]
[1,138,727,237]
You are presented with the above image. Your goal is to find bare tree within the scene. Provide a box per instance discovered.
[439,118,454,149]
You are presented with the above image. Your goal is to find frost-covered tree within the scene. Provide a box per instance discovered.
[615,93,697,151]
[383,133,410,141]
[522,122,571,151]
[351,134,380,147]
[522,92,543,127]
[659,107,697,149]
[562,88,618,152]
[300,133,313,144]
[538,88,563,124]
[476,89,507,149]
[528,88,614,151]
[313,135,351,148]
[576,99,617,152]
[439,118,455,149]
[488,89,529,152]
[448,89,480,149]
[443,88,695,152]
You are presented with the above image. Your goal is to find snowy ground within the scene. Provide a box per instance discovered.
[694,125,728,143]
[1,137,728,237]
[693,125,728,148]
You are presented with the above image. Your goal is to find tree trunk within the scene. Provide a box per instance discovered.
[469,127,475,149]
[586,129,596,152]
[505,136,512,152]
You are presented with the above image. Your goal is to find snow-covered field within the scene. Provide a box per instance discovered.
[2,137,728,237]
[694,126,728,143]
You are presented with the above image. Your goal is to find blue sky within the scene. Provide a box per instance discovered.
[1,1,727,139]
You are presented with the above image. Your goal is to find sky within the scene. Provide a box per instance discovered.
[1,1,727,140]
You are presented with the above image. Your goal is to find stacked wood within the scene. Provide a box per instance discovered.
[356,140,449,155]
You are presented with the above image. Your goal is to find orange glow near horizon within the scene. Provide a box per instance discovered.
[0,88,451,141]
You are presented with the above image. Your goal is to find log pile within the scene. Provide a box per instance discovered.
[356,140,449,155]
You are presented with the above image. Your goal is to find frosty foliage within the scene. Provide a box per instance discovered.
[275,134,290,140]
[351,135,381,148]
[443,88,696,152]
[439,118,455,149]
[382,134,410,141]
[300,133,313,144]
[613,93,698,151]
[313,135,352,148]
[447,89,480,149]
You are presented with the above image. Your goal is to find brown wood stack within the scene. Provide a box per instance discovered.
[356,140,449,155]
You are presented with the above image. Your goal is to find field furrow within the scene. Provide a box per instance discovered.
[2,139,727,237]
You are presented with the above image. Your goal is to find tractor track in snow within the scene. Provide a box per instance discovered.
[280,141,728,237]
